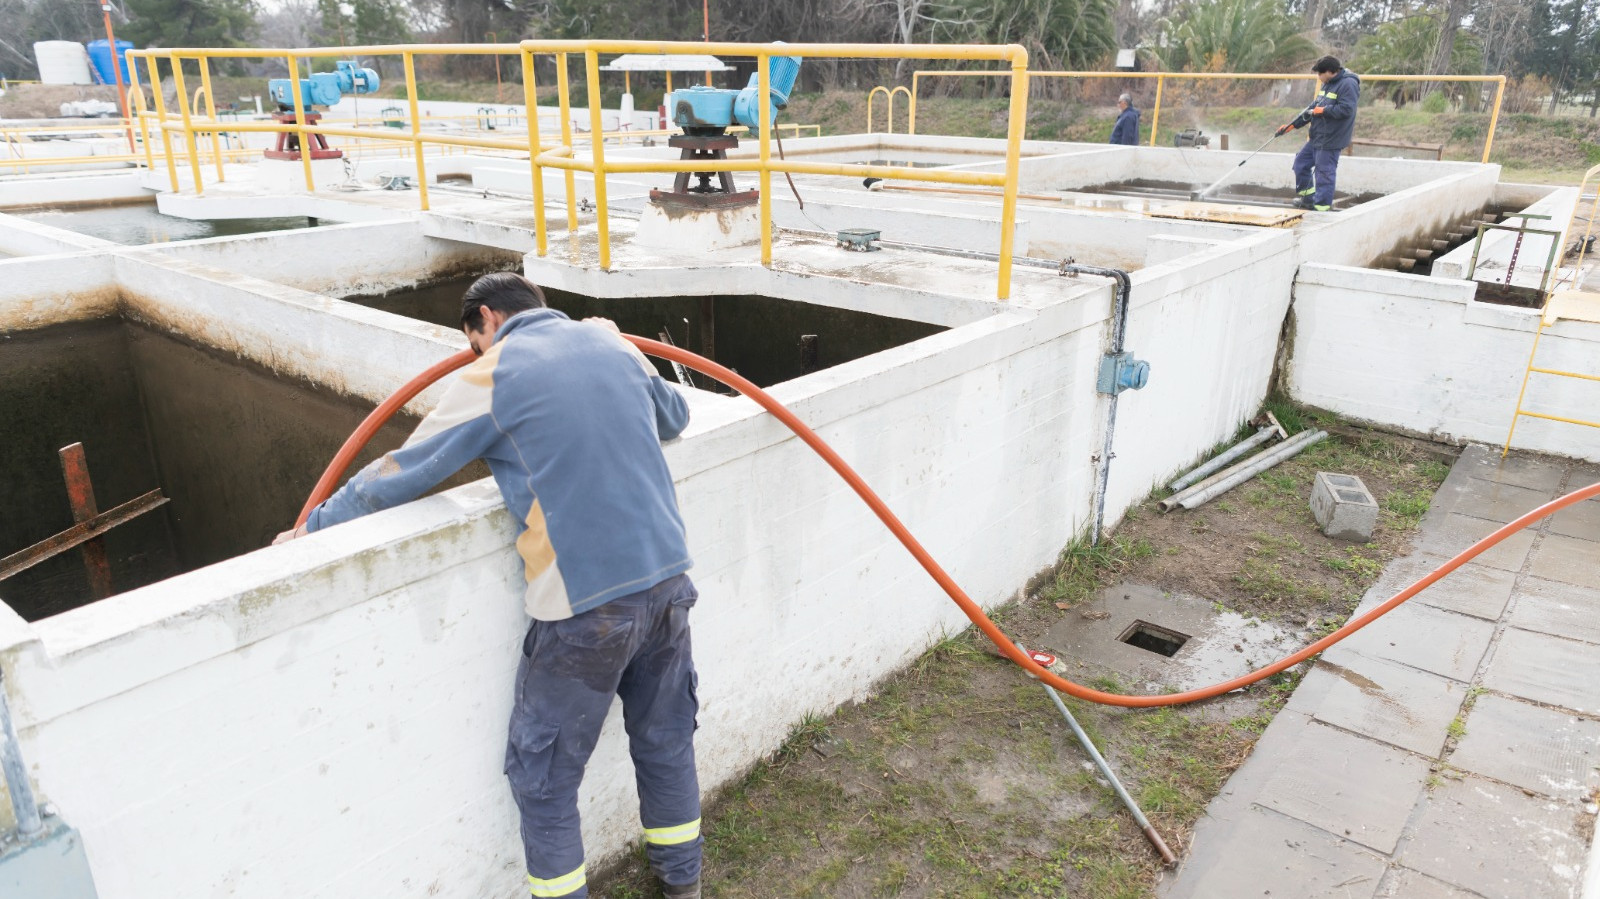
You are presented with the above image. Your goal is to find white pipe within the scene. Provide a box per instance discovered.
[1159,427,1323,512]
[1177,430,1329,510]
[1169,416,1284,493]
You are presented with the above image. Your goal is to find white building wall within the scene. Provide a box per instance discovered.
[1288,263,1600,462]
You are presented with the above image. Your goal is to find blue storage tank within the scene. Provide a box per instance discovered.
[86,39,135,86]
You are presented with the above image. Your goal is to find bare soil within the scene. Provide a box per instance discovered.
[596,407,1455,898]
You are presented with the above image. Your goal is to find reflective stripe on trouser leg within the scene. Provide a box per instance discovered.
[620,575,703,887]
[644,817,702,846]
[1291,141,1316,196]
[1311,147,1340,209]
[528,866,586,898]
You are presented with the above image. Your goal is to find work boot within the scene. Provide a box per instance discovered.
[661,879,701,899]
[1291,196,1315,210]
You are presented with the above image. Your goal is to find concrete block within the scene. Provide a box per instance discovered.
[632,198,760,251]
[1310,472,1378,542]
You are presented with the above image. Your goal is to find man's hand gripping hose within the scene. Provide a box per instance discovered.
[299,339,1600,709]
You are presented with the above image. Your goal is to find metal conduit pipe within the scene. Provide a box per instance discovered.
[1158,428,1323,512]
[1168,413,1286,493]
[0,670,43,838]
[1176,430,1329,511]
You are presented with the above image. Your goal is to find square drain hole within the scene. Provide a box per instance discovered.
[1119,621,1190,657]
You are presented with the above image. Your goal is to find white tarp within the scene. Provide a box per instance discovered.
[600,54,733,72]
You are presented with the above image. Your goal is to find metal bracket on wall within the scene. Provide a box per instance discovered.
[1097,351,1151,396]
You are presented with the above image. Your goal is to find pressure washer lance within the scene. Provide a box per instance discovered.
[1189,101,1317,201]
[1017,644,1178,865]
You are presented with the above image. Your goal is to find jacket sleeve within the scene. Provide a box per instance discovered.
[306,370,502,533]
[1320,77,1359,121]
[1291,108,1313,129]
[650,377,690,441]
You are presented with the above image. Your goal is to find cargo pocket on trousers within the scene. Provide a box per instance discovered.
[504,717,561,800]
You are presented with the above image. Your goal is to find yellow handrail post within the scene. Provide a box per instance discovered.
[521,48,549,257]
[128,83,155,171]
[1483,76,1505,164]
[140,56,179,190]
[197,58,225,182]
[556,53,577,233]
[909,72,919,135]
[285,55,317,194]
[168,58,205,195]
[997,49,1028,301]
[868,85,888,133]
[584,50,611,270]
[758,53,772,267]
[1148,74,1164,147]
[403,52,430,210]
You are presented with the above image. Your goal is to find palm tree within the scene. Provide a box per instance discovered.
[1156,0,1320,72]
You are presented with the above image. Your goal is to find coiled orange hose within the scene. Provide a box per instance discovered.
[301,337,1600,708]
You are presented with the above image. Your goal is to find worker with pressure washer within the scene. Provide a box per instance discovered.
[1276,56,1360,211]
[1110,92,1140,146]
[274,272,703,899]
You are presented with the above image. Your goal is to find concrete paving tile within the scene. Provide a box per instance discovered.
[1449,694,1600,801]
[1527,533,1600,591]
[1400,775,1587,899]
[1386,868,1489,899]
[1457,446,1569,493]
[1287,654,1467,757]
[1254,718,1431,853]
[1508,577,1600,645]
[1161,804,1385,899]
[1366,554,1518,621]
[1413,513,1537,572]
[1325,602,1494,683]
[1482,627,1600,714]
[1450,479,1559,526]
[1548,498,1600,542]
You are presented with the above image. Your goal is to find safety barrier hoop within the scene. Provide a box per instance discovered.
[867,84,911,134]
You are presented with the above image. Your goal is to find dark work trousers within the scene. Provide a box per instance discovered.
[1292,142,1342,210]
[504,573,701,897]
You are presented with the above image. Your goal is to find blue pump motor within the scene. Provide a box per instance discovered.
[268,60,380,110]
[668,52,801,134]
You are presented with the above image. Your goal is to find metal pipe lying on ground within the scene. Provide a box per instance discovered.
[1176,430,1329,510]
[1158,427,1323,512]
[1018,644,1177,866]
[1168,413,1286,493]
[862,177,1062,203]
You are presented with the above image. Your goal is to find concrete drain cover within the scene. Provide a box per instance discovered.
[1043,583,1300,692]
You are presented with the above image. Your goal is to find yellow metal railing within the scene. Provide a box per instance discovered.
[867,85,911,133]
[1502,162,1600,453]
[131,41,1032,300]
[907,70,1507,164]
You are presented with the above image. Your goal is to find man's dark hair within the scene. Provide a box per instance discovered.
[461,272,547,331]
[1312,56,1342,74]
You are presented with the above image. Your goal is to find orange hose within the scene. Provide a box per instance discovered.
[301,337,1600,708]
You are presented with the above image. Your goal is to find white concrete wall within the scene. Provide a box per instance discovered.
[0,171,149,210]
[1288,263,1600,462]
[0,211,117,256]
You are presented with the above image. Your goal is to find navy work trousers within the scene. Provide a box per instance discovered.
[1292,142,1341,210]
[505,573,702,897]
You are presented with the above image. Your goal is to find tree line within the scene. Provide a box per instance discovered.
[1,0,1595,113]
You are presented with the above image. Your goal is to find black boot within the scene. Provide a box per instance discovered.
[661,879,701,899]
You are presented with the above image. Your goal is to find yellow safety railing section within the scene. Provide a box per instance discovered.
[907,70,1507,164]
[867,85,911,134]
[131,41,1031,300]
[1502,163,1600,454]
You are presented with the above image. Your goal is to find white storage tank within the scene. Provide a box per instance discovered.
[34,41,93,85]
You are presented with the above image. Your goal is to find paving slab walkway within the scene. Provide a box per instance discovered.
[1161,445,1600,899]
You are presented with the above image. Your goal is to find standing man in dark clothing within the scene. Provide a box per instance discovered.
[276,273,704,899]
[1277,56,1361,211]
[1110,92,1140,146]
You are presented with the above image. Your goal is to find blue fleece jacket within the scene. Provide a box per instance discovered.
[1110,106,1140,145]
[1292,70,1361,150]
[306,308,692,620]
